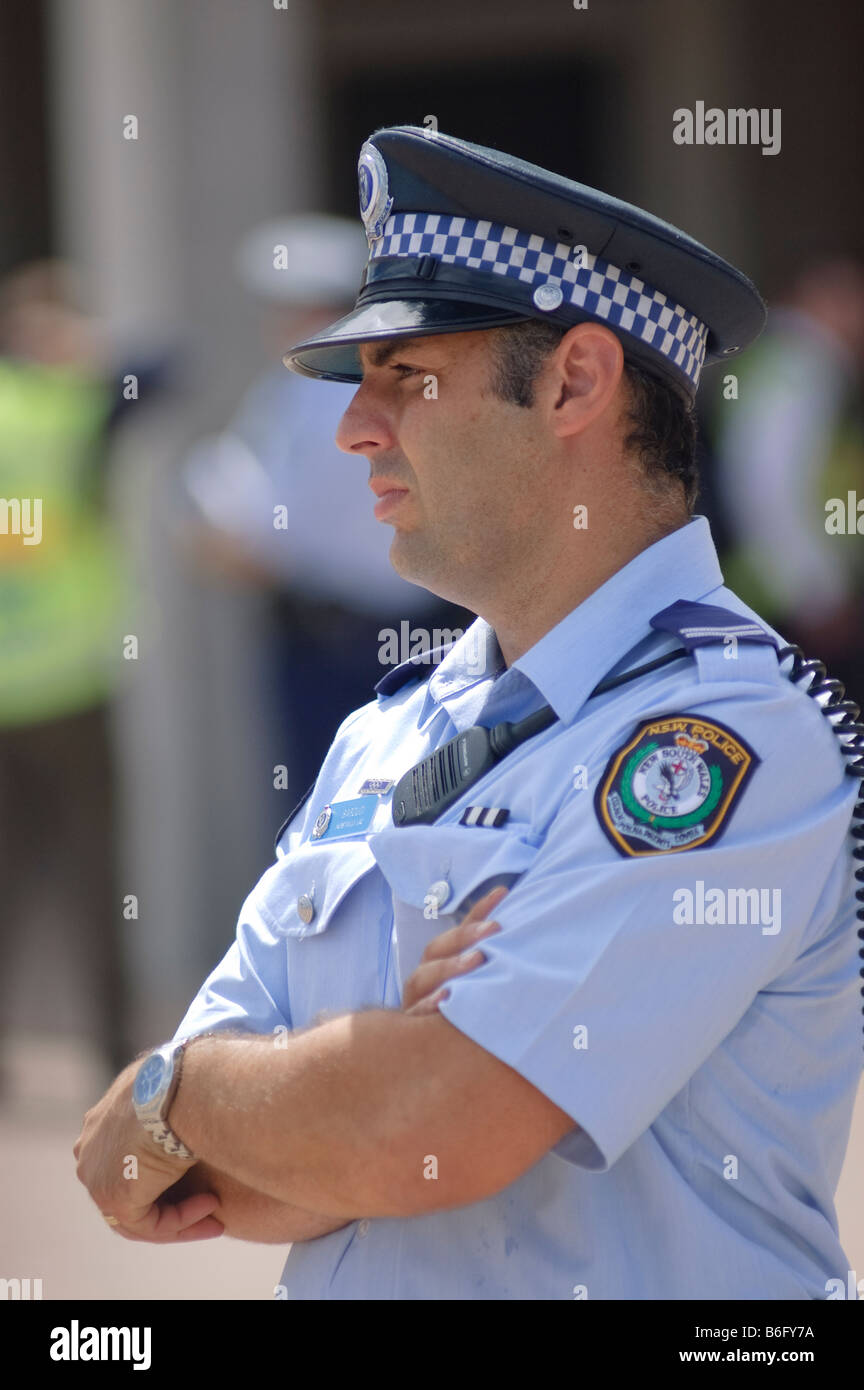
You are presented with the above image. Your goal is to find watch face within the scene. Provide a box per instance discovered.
[133,1053,168,1106]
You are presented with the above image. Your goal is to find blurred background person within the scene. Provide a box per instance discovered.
[177,214,472,823]
[709,257,864,698]
[0,260,130,1086]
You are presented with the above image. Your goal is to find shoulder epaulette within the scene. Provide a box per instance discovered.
[650,599,777,652]
[273,779,317,853]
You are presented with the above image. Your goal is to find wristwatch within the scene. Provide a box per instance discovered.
[132,1039,196,1160]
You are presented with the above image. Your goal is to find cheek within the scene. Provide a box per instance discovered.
[400,394,530,523]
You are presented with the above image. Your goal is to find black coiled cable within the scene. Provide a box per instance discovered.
[777,645,864,1048]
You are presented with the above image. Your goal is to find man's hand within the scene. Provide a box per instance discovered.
[401,885,508,1015]
[73,1060,223,1244]
[166,1161,352,1245]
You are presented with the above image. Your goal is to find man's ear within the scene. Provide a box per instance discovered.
[548,322,625,439]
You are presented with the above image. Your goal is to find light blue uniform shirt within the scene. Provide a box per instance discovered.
[173,516,862,1300]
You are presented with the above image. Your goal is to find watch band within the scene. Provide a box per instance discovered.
[160,1038,195,1160]
[146,1117,196,1161]
[137,1029,229,1162]
[139,1039,196,1161]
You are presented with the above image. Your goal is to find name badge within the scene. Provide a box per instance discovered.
[310,796,378,841]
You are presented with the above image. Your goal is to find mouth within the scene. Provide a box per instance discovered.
[373,489,410,522]
[369,478,410,522]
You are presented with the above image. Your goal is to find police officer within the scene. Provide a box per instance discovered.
[75,127,864,1301]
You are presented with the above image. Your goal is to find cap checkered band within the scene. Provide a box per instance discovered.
[370,212,710,389]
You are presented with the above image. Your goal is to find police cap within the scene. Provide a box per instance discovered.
[282,125,767,401]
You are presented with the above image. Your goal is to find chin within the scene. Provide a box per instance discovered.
[389,537,426,588]
[389,534,455,603]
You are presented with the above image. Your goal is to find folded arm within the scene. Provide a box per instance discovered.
[170,1008,574,1219]
[164,1158,350,1244]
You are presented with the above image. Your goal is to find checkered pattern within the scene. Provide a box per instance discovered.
[371,212,709,389]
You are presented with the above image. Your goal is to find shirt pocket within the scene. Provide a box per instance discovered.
[255,837,383,1026]
[371,821,543,990]
[258,837,376,939]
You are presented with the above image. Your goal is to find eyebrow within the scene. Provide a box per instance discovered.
[360,337,427,369]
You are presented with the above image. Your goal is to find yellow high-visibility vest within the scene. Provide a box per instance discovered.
[0,358,127,725]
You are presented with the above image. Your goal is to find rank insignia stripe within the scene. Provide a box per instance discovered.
[595,713,760,858]
[459,806,510,828]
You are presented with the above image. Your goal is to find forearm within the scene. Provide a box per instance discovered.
[166,1160,351,1245]
[171,1010,419,1217]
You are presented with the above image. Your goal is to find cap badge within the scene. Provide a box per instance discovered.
[533,282,564,311]
[357,141,394,246]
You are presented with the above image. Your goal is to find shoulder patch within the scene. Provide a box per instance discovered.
[595,712,760,857]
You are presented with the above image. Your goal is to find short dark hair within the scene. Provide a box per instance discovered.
[486,319,699,511]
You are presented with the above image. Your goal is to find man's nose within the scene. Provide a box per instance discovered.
[335,380,397,456]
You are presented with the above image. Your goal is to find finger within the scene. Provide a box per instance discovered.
[402,948,487,1012]
[167,1213,226,1242]
[461,885,510,928]
[111,1214,225,1244]
[420,887,508,963]
[405,986,452,1017]
[115,1208,224,1244]
[419,914,501,965]
[117,1191,221,1243]
[163,1191,222,1229]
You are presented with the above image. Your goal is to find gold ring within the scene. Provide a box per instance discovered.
[102,1213,120,1227]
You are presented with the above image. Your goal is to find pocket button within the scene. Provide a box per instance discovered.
[427,878,451,911]
[296,892,316,925]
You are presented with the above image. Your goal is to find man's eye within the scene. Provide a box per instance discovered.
[390,363,423,378]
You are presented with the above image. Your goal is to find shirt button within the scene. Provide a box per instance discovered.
[356,1219,371,1238]
[427,879,451,911]
[296,892,315,925]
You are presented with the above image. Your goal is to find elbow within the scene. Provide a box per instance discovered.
[373,1134,533,1219]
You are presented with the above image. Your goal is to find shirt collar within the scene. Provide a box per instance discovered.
[427,515,724,723]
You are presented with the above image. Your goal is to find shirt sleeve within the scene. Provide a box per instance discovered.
[435,685,858,1171]
[170,881,291,1046]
